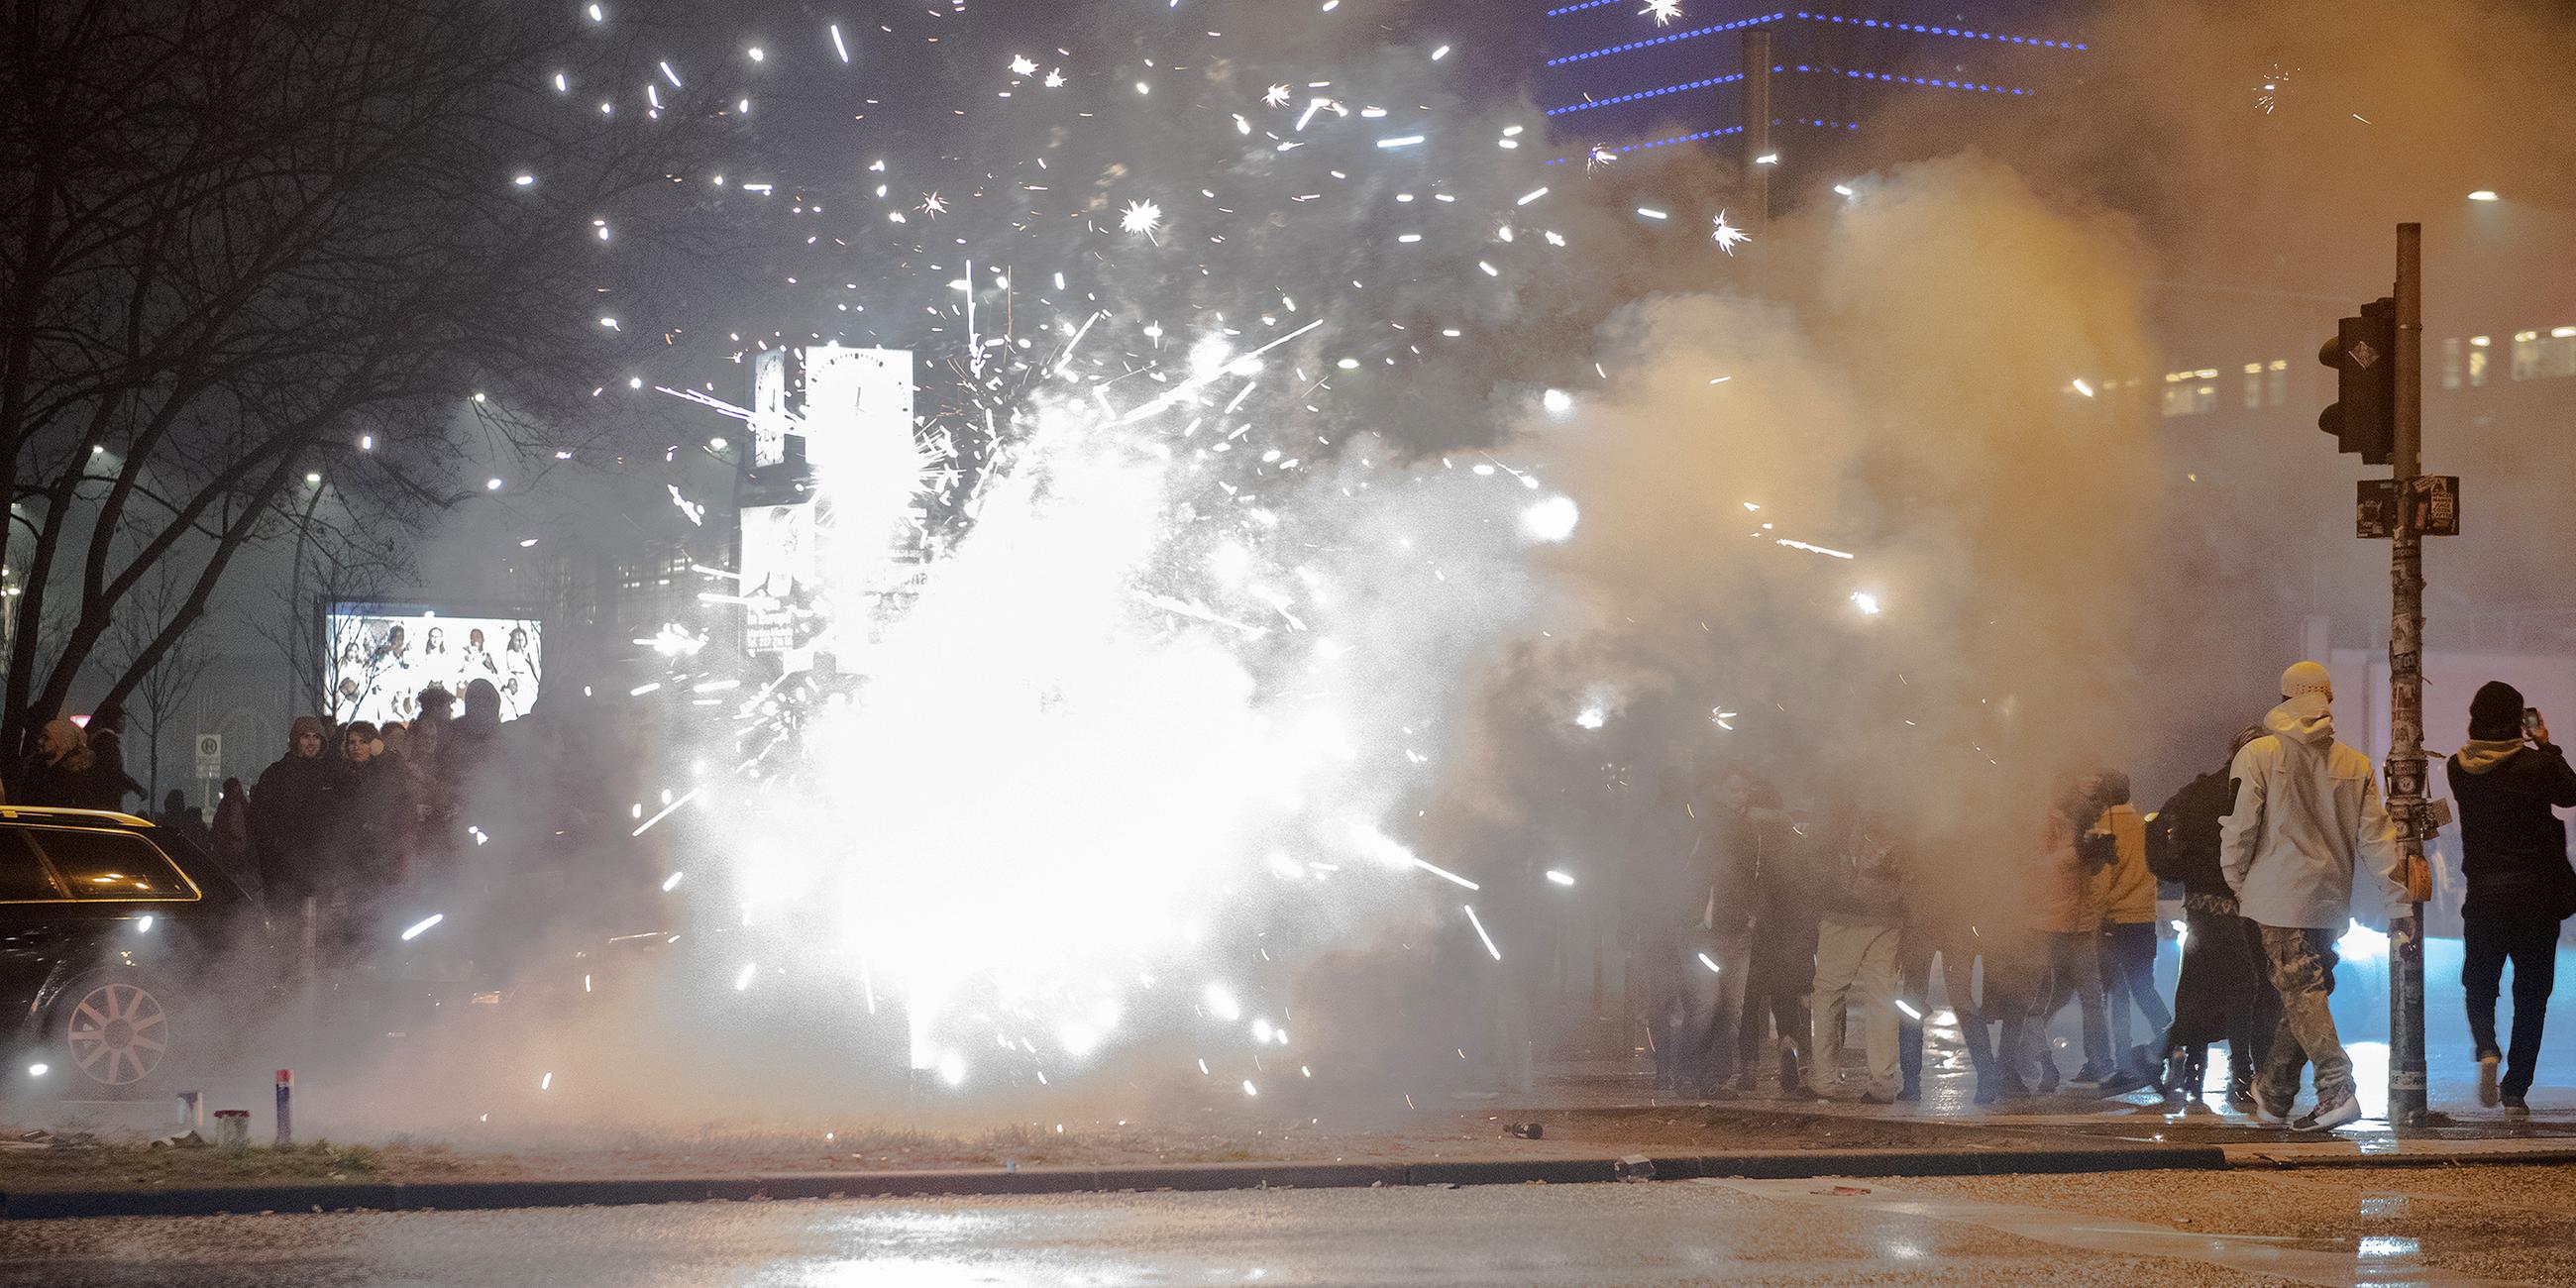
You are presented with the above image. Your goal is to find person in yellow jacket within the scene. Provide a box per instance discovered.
[2085,771,2168,1095]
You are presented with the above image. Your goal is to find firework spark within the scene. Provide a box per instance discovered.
[1711,209,1751,254]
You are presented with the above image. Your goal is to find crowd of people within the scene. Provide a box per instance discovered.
[7,675,665,974]
[7,653,2570,1123]
[1641,661,2576,1127]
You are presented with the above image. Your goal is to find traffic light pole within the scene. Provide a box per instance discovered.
[2387,222,2429,1127]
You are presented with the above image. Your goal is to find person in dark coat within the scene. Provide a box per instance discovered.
[212,777,255,895]
[1896,834,2000,1103]
[1722,769,1814,1094]
[2448,681,2576,1113]
[331,720,409,906]
[445,678,504,782]
[80,703,144,812]
[2153,726,2281,1110]
[18,718,95,807]
[155,789,216,852]
[250,717,337,912]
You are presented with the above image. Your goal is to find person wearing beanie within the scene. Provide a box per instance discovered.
[2447,680,2576,1113]
[2220,661,2410,1131]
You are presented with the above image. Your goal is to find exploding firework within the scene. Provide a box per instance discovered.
[556,0,1934,1105]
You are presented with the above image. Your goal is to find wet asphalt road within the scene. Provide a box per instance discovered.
[8,1164,2576,1286]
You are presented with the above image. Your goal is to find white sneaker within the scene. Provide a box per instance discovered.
[2251,1099,2291,1126]
[2478,1054,2502,1108]
[2295,1093,2363,1132]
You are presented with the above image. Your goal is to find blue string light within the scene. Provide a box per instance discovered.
[1542,118,1859,164]
[1832,66,2029,95]
[1544,72,1748,117]
[1794,11,2086,50]
[1545,11,1788,66]
[1543,7,2087,53]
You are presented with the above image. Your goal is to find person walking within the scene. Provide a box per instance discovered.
[1805,804,1907,1103]
[2221,661,2410,1131]
[2446,682,2576,1115]
[2087,772,2168,1095]
[2151,726,2280,1110]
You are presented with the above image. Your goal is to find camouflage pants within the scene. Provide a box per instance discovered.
[2257,924,2352,1106]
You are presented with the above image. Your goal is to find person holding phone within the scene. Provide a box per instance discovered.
[2447,682,2576,1114]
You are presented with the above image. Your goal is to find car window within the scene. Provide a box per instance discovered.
[25,827,196,900]
[0,829,63,900]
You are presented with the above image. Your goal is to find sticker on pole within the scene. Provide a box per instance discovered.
[2357,477,2460,538]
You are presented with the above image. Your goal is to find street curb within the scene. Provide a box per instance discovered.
[2225,1146,2576,1171]
[0,1143,2223,1221]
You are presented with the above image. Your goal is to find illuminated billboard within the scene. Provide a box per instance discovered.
[739,503,819,655]
[326,602,543,725]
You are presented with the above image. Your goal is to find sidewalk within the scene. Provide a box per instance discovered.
[11,1051,2576,1220]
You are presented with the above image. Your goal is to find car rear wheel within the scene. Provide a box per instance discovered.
[50,972,179,1098]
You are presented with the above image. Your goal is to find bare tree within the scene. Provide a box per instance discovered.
[1,0,749,757]
[247,522,397,726]
[100,570,212,804]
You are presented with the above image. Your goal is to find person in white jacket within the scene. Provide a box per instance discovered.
[2219,661,2412,1131]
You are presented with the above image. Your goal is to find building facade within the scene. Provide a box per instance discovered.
[1533,2,2091,179]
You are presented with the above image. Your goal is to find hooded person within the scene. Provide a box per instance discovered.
[250,716,339,913]
[79,703,143,812]
[2152,724,2282,1110]
[2220,661,2410,1131]
[2446,681,2576,1113]
[18,718,96,807]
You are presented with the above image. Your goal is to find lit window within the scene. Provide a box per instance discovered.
[2160,372,2193,417]
[2511,328,2576,380]
[2512,330,2541,379]
[2440,339,2461,390]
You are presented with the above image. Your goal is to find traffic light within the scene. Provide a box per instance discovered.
[2316,296,2395,465]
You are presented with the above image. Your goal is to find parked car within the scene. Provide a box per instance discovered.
[0,806,269,1098]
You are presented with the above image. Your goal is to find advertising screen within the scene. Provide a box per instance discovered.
[325,602,543,725]
[739,503,818,655]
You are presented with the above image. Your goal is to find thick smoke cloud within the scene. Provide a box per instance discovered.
[86,0,2575,1139]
